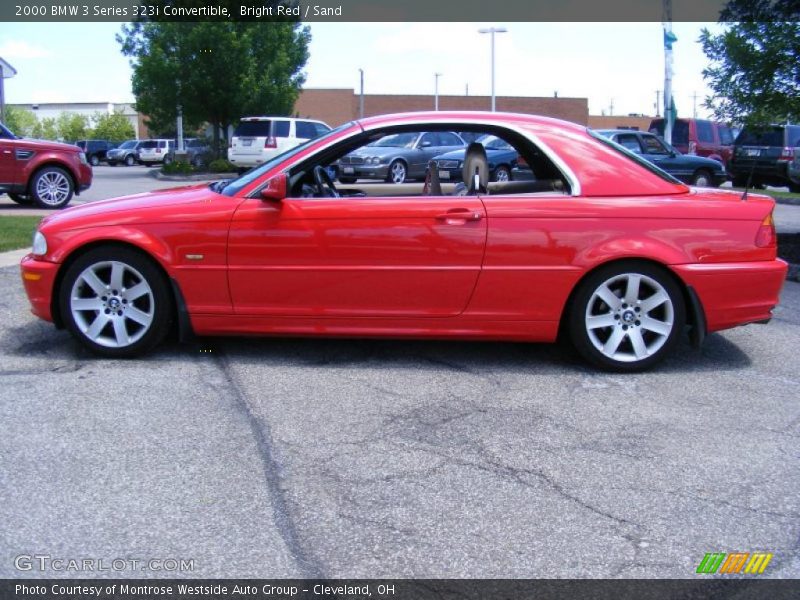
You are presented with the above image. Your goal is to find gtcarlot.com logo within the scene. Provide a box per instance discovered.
[14,554,195,573]
[696,552,773,574]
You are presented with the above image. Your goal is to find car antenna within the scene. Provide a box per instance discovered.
[741,159,757,202]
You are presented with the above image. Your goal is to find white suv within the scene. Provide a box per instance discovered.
[228,117,331,169]
[137,139,174,165]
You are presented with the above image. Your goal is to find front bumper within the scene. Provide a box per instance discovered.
[20,255,60,323]
[672,260,788,333]
[338,164,390,180]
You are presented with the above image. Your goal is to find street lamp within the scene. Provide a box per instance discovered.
[434,72,442,110]
[478,26,507,112]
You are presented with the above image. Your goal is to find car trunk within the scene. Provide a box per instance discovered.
[233,121,272,156]
[733,128,785,169]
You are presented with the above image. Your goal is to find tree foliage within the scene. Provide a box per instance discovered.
[56,112,91,142]
[118,17,310,155]
[3,106,39,137]
[92,111,136,142]
[32,117,59,140]
[701,1,800,127]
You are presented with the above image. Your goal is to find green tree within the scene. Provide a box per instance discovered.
[700,1,800,127]
[32,117,59,140]
[118,18,310,155]
[56,112,90,142]
[92,111,136,142]
[3,106,39,137]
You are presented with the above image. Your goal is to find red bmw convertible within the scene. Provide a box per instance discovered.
[20,112,787,371]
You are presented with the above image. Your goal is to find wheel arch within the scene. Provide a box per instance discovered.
[28,161,79,196]
[50,239,183,334]
[557,256,705,346]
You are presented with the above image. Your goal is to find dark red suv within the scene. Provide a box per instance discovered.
[649,118,736,168]
[0,122,93,209]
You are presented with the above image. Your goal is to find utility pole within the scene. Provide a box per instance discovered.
[655,90,661,116]
[434,72,442,110]
[478,27,507,111]
[691,91,698,118]
[465,83,469,96]
[663,0,676,144]
[609,98,614,116]
[358,68,364,119]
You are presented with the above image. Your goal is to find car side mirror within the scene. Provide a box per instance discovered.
[420,141,432,148]
[260,173,287,202]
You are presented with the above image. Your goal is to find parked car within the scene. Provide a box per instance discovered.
[337,131,466,184]
[649,118,736,168]
[165,138,212,167]
[228,117,331,170]
[431,134,518,182]
[137,139,174,166]
[20,112,786,371]
[595,129,728,187]
[728,124,800,192]
[1,121,92,209]
[106,140,143,166]
[74,140,117,166]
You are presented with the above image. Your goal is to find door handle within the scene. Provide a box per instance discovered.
[435,209,482,223]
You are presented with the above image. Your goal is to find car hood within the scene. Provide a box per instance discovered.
[348,146,410,159]
[14,138,82,153]
[40,183,235,232]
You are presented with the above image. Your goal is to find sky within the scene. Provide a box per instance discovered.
[0,21,724,118]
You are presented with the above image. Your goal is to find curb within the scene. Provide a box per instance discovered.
[788,263,800,283]
[149,169,238,182]
[775,196,800,207]
[0,248,30,268]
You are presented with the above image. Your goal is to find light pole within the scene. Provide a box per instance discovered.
[478,26,507,112]
[358,68,364,119]
[434,72,442,110]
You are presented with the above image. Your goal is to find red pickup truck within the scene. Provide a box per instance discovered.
[0,122,93,209]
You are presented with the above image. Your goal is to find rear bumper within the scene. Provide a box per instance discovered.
[19,255,60,323]
[672,260,788,333]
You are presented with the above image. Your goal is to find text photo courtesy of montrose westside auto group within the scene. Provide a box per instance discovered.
[0,1,799,598]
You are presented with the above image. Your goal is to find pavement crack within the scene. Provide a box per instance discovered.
[213,349,323,578]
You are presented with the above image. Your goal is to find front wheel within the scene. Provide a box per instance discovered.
[493,165,511,182]
[387,160,407,184]
[59,247,173,357]
[31,166,74,209]
[691,169,714,187]
[89,155,100,167]
[568,262,685,372]
[8,193,33,205]
[124,155,135,167]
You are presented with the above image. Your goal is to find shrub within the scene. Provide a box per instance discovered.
[207,158,238,173]
[161,160,194,175]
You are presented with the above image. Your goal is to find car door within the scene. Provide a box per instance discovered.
[227,192,487,317]
[0,137,17,191]
[408,132,441,177]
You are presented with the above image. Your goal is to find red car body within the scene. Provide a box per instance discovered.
[20,112,787,369]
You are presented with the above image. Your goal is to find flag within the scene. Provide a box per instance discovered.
[664,29,678,50]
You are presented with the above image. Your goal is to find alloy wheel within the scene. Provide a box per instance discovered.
[34,170,71,207]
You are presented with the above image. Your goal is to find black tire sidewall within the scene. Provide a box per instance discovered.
[8,193,33,205]
[568,262,686,372]
[31,166,74,209]
[59,247,173,358]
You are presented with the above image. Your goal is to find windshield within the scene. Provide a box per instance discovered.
[479,134,513,150]
[588,129,684,186]
[118,140,137,149]
[220,121,355,197]
[0,123,16,139]
[368,133,418,148]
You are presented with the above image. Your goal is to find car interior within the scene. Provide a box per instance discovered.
[282,124,570,199]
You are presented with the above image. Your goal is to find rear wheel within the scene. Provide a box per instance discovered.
[8,193,33,205]
[691,169,714,187]
[89,154,100,167]
[124,155,135,167]
[789,182,800,193]
[59,247,172,357]
[493,165,511,182]
[31,166,74,209]
[568,262,685,372]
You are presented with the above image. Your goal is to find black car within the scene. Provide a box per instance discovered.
[595,129,728,187]
[74,140,117,166]
[729,124,800,192]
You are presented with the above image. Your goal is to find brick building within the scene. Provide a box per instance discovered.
[294,88,589,127]
[587,114,656,131]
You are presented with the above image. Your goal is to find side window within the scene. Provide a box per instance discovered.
[438,132,462,147]
[273,121,290,138]
[696,120,715,143]
[295,121,318,140]
[419,133,437,147]
[313,123,331,137]
[641,135,670,155]
[616,134,643,153]
[158,140,166,149]
[719,126,734,146]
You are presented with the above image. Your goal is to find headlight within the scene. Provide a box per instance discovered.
[32,231,47,256]
[78,152,88,165]
[368,157,380,165]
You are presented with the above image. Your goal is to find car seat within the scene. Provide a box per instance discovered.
[462,142,489,194]
[423,160,443,196]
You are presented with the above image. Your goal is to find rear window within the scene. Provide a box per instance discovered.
[589,129,683,186]
[649,119,689,145]
[696,120,714,143]
[736,128,784,146]
[234,121,272,137]
[295,121,318,140]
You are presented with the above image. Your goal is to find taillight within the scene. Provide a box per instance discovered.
[779,146,795,161]
[755,213,776,248]
[688,141,697,154]
[265,136,277,148]
[156,148,162,153]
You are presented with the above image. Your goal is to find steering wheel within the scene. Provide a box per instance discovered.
[313,165,339,198]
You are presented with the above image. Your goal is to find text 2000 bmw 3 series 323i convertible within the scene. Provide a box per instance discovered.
[20,112,788,371]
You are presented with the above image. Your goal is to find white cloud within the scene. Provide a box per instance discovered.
[0,40,51,60]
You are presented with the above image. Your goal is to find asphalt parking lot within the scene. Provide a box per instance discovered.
[0,166,799,579]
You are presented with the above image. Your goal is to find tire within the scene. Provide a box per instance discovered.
[8,193,33,205]
[788,182,800,194]
[107,161,117,167]
[732,176,748,188]
[89,154,100,167]
[338,176,357,184]
[691,169,714,187]
[493,165,511,182]
[31,166,74,209]
[59,246,173,358]
[568,261,686,372]
[124,155,135,167]
[386,160,407,184]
